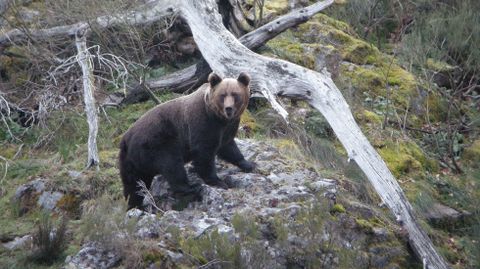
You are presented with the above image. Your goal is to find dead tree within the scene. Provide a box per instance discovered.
[75,30,99,168]
[122,0,335,104]
[0,0,450,268]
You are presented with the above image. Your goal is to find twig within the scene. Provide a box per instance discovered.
[197,259,231,269]
[0,155,8,182]
[136,180,163,214]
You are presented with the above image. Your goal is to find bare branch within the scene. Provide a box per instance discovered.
[136,180,163,214]
[0,0,177,46]
[123,0,335,104]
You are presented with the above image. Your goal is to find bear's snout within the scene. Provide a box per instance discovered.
[225,107,234,118]
[223,94,236,118]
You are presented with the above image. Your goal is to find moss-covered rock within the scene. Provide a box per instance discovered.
[357,109,383,125]
[264,12,444,127]
[266,34,316,69]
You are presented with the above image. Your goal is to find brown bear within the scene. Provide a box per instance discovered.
[119,72,255,209]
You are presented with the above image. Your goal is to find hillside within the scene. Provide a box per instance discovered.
[0,0,479,268]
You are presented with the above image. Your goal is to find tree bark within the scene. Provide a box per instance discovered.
[75,31,99,168]
[174,0,449,268]
[122,0,335,104]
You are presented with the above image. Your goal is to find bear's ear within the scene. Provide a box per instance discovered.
[237,72,250,87]
[208,73,222,88]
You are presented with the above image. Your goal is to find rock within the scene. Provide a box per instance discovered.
[18,8,40,23]
[14,178,64,212]
[372,227,390,242]
[38,191,64,211]
[2,234,32,250]
[101,92,125,107]
[310,178,337,201]
[368,245,405,269]
[14,178,46,200]
[68,170,83,179]
[275,185,314,202]
[224,173,264,188]
[101,139,409,268]
[423,203,471,227]
[64,242,120,269]
[126,209,161,239]
[13,178,47,215]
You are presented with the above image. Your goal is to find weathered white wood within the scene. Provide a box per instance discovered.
[75,32,99,168]
[123,0,335,103]
[175,0,450,268]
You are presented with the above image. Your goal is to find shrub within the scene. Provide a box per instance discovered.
[29,212,68,265]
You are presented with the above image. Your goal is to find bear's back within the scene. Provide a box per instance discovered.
[121,85,208,149]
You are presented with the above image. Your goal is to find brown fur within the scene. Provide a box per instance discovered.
[119,72,254,208]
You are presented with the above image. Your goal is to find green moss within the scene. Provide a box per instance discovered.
[263,0,289,15]
[426,58,456,72]
[0,144,18,159]
[267,12,420,120]
[98,150,118,165]
[341,64,383,92]
[341,63,417,109]
[386,65,416,90]
[275,139,298,152]
[343,42,379,65]
[357,109,383,125]
[378,140,438,178]
[56,194,81,218]
[330,203,346,214]
[143,249,166,264]
[266,36,315,69]
[239,110,261,138]
[355,218,374,232]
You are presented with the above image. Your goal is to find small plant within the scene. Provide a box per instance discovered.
[231,213,259,241]
[29,212,68,265]
[330,203,346,214]
[181,230,242,267]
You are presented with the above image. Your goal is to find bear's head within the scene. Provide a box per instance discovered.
[207,72,251,120]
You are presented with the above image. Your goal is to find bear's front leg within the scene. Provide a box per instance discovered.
[193,154,228,189]
[218,140,255,172]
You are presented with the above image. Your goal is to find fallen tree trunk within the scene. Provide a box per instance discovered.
[123,0,335,104]
[174,0,449,268]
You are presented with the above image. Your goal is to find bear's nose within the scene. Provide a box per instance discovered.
[225,107,233,117]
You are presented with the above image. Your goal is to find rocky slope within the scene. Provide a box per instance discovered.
[7,139,416,268]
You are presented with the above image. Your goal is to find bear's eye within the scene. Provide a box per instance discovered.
[231,93,240,102]
[219,94,227,101]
